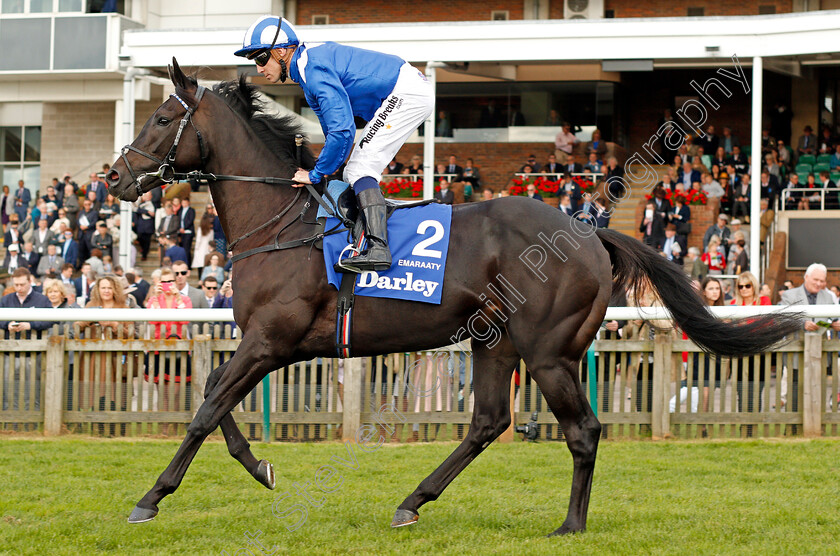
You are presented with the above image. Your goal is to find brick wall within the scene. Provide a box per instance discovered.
[309,141,557,193]
[297,0,524,24]
[604,0,792,17]
[296,0,792,23]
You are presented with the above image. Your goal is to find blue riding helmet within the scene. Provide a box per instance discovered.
[234,15,299,58]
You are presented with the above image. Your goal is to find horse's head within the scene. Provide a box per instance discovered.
[107,58,209,201]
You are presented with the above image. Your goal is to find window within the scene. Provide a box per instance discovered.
[758,5,776,14]
[311,14,328,25]
[0,126,41,194]
[687,7,705,16]
[491,10,509,20]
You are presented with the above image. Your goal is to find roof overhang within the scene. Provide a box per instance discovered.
[121,11,840,70]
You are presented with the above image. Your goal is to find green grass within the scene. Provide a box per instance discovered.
[0,437,838,555]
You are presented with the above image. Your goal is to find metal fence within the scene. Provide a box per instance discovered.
[1,315,839,442]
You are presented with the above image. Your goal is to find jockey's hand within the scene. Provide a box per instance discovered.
[293,169,311,187]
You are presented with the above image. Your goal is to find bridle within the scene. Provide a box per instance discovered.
[118,85,213,198]
[116,84,352,262]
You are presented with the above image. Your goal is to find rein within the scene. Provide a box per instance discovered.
[118,85,353,264]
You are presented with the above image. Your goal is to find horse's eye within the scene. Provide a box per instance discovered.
[157,117,171,126]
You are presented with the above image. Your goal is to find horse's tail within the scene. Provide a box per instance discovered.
[595,228,801,357]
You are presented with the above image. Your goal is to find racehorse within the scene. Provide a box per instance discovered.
[106,59,801,535]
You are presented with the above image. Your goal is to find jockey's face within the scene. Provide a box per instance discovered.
[257,48,294,83]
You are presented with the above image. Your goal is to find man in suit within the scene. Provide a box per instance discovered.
[727,146,748,175]
[444,155,463,183]
[759,169,781,207]
[543,154,561,176]
[703,214,732,254]
[797,125,816,157]
[4,219,22,249]
[59,229,79,269]
[77,198,98,263]
[657,224,687,263]
[133,191,156,261]
[175,197,196,261]
[126,268,150,307]
[172,260,208,309]
[558,193,574,216]
[59,263,75,292]
[36,244,64,278]
[156,199,179,243]
[700,124,719,155]
[20,241,39,274]
[163,234,188,264]
[564,154,583,175]
[433,180,454,205]
[13,180,31,222]
[87,173,107,205]
[31,217,53,257]
[679,162,701,189]
[72,262,95,307]
[525,183,543,202]
[780,263,839,416]
[520,154,541,174]
[818,170,839,210]
[561,173,582,213]
[90,222,114,260]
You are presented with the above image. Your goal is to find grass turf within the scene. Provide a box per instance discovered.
[0,437,838,555]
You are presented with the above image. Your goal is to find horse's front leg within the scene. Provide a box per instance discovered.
[129,337,287,523]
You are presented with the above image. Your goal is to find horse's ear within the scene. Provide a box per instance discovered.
[168,57,194,92]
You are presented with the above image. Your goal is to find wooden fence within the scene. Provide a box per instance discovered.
[1,325,839,441]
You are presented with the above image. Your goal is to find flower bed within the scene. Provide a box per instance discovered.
[509,175,596,197]
[644,187,708,206]
[380,178,425,198]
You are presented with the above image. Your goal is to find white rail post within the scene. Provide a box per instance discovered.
[802,331,823,437]
[342,358,362,441]
[651,330,672,439]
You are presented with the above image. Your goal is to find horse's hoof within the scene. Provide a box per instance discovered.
[128,504,158,524]
[547,524,584,537]
[257,460,275,490]
[391,508,419,528]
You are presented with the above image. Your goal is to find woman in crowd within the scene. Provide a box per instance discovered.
[99,194,120,221]
[192,211,215,275]
[49,208,71,234]
[0,185,12,232]
[402,155,423,176]
[200,252,226,284]
[145,266,192,435]
[670,194,691,237]
[701,237,726,276]
[730,271,770,437]
[461,158,481,197]
[764,152,781,181]
[74,276,137,435]
[43,279,74,309]
[587,129,607,158]
[693,277,725,437]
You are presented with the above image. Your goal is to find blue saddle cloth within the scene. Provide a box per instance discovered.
[322,190,452,305]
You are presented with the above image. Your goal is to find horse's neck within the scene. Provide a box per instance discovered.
[205,125,304,247]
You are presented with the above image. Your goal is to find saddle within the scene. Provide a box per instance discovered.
[316,180,436,248]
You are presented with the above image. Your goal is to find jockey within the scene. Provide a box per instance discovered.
[235,16,434,273]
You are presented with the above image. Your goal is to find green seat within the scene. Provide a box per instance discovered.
[831,172,840,184]
[813,162,831,174]
[799,154,816,166]
[817,154,832,165]
[797,172,811,184]
[795,163,813,174]
[741,145,751,156]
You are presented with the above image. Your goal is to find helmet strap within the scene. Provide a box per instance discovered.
[278,56,288,83]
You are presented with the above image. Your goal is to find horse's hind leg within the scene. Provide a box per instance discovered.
[205,361,275,490]
[529,358,601,536]
[392,336,519,527]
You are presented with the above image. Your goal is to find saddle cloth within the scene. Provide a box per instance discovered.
[321,186,452,305]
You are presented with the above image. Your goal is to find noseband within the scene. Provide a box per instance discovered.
[118,85,209,197]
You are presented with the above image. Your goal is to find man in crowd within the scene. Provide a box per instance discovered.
[798,125,816,157]
[163,234,187,264]
[73,262,96,307]
[14,180,31,222]
[554,122,578,164]
[31,216,53,257]
[658,223,687,264]
[172,260,208,308]
[201,276,220,307]
[444,155,463,183]
[544,154,560,175]
[564,153,582,175]
[2,244,23,274]
[87,172,108,205]
[127,268,150,307]
[58,229,78,269]
[59,263,75,291]
[91,221,114,260]
[433,180,454,205]
[525,183,543,202]
[36,244,64,278]
[20,241,39,273]
[703,213,731,253]
[4,218,21,249]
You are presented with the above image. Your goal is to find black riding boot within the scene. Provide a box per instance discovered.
[334,188,392,273]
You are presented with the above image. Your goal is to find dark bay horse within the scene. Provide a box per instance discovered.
[106,59,801,535]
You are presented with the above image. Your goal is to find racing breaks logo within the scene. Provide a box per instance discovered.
[359,95,403,149]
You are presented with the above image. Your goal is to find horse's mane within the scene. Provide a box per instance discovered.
[178,75,317,181]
